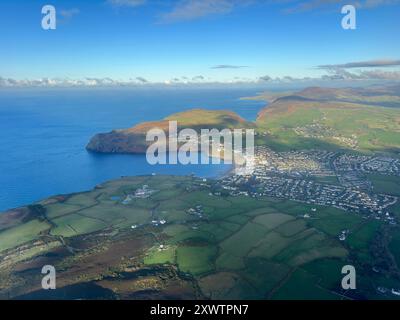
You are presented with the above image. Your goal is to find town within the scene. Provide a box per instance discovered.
[214,147,399,221]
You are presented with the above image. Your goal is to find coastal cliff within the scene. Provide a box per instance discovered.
[87,109,254,154]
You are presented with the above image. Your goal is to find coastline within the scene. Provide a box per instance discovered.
[0,152,233,214]
[0,88,264,212]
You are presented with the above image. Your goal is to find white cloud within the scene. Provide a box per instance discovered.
[159,0,239,23]
[212,64,249,69]
[313,58,400,81]
[192,75,205,81]
[0,77,143,87]
[106,0,400,22]
[136,76,148,83]
[318,59,400,69]
[284,0,400,13]
[322,69,400,80]
[2,61,400,89]
[107,0,147,8]
[259,75,273,81]
[59,8,80,19]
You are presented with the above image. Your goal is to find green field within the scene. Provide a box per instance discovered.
[0,174,398,300]
[367,174,400,196]
[0,219,51,252]
[255,98,400,153]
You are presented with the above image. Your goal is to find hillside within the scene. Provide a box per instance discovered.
[87,87,400,155]
[87,109,253,154]
[254,87,400,154]
[246,85,400,108]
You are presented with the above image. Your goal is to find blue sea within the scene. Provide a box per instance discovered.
[0,87,266,211]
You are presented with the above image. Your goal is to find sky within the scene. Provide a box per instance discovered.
[0,0,399,87]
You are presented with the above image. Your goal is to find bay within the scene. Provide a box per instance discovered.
[0,87,265,211]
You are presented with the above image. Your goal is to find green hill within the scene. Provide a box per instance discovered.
[245,85,400,108]
[87,86,400,155]
[254,87,400,154]
[87,109,253,153]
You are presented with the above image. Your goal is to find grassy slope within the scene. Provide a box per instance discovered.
[255,90,400,154]
[87,109,254,153]
[87,86,400,155]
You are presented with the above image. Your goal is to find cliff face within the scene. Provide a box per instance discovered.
[86,109,253,154]
[86,131,148,153]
